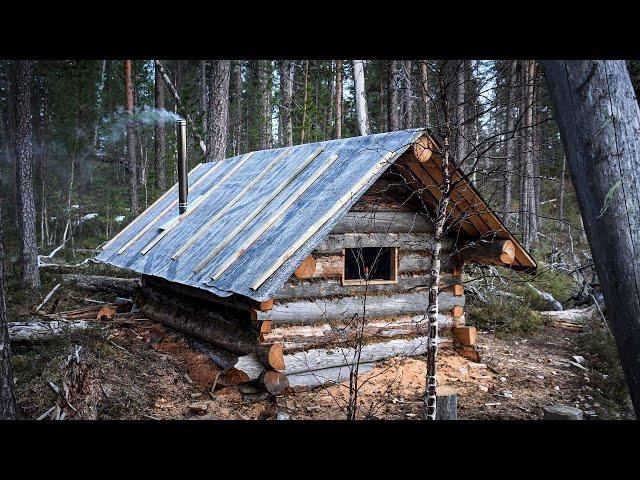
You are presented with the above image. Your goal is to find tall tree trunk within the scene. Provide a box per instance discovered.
[233,61,243,156]
[335,60,343,139]
[154,62,167,190]
[423,71,453,420]
[15,61,40,290]
[259,60,272,150]
[388,60,400,131]
[300,60,309,143]
[124,60,138,215]
[402,60,413,128]
[206,60,231,161]
[502,60,517,224]
[279,60,294,147]
[0,184,16,419]
[543,59,640,417]
[201,60,208,137]
[352,60,370,136]
[420,60,430,127]
[455,61,466,166]
[520,60,537,249]
[558,153,566,231]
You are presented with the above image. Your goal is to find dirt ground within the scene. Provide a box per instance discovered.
[13,313,635,420]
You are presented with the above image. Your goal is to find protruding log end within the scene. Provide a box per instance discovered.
[413,136,437,163]
[294,254,316,279]
[258,343,285,371]
[257,370,289,396]
[459,240,515,267]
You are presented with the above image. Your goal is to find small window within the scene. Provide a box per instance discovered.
[343,247,398,285]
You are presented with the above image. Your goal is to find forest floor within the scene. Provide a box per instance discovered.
[12,307,635,420]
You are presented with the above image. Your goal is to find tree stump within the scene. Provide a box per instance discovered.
[435,387,457,420]
[543,405,583,420]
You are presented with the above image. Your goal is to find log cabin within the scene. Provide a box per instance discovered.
[97,126,536,393]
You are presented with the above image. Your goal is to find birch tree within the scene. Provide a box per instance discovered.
[543,60,640,417]
[206,60,231,162]
[15,60,40,289]
[352,60,370,136]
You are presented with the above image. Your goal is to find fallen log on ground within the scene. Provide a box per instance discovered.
[60,274,140,296]
[527,283,563,311]
[8,319,90,342]
[539,305,599,331]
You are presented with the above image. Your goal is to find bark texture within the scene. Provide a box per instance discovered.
[0,173,17,419]
[279,60,294,146]
[124,60,138,215]
[542,60,640,417]
[206,60,231,162]
[335,60,343,139]
[15,60,40,289]
[502,60,517,224]
[154,63,166,190]
[352,60,370,136]
[388,60,400,131]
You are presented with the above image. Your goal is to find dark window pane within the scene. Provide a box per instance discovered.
[344,247,393,281]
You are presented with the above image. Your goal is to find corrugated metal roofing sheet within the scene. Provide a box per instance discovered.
[97,128,425,302]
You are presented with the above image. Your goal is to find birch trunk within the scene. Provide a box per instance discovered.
[205,60,231,162]
[15,60,40,289]
[424,73,453,421]
[542,59,640,417]
[352,60,370,136]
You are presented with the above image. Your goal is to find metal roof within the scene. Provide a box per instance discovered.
[98,129,425,302]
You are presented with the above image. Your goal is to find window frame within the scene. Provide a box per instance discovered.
[341,246,399,286]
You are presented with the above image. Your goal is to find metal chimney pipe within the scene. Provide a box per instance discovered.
[176,119,188,215]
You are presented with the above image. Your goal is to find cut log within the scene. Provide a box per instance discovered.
[96,306,116,321]
[255,370,289,396]
[138,286,284,370]
[8,320,90,343]
[257,291,464,324]
[60,274,140,296]
[459,240,515,266]
[452,326,477,346]
[294,254,316,279]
